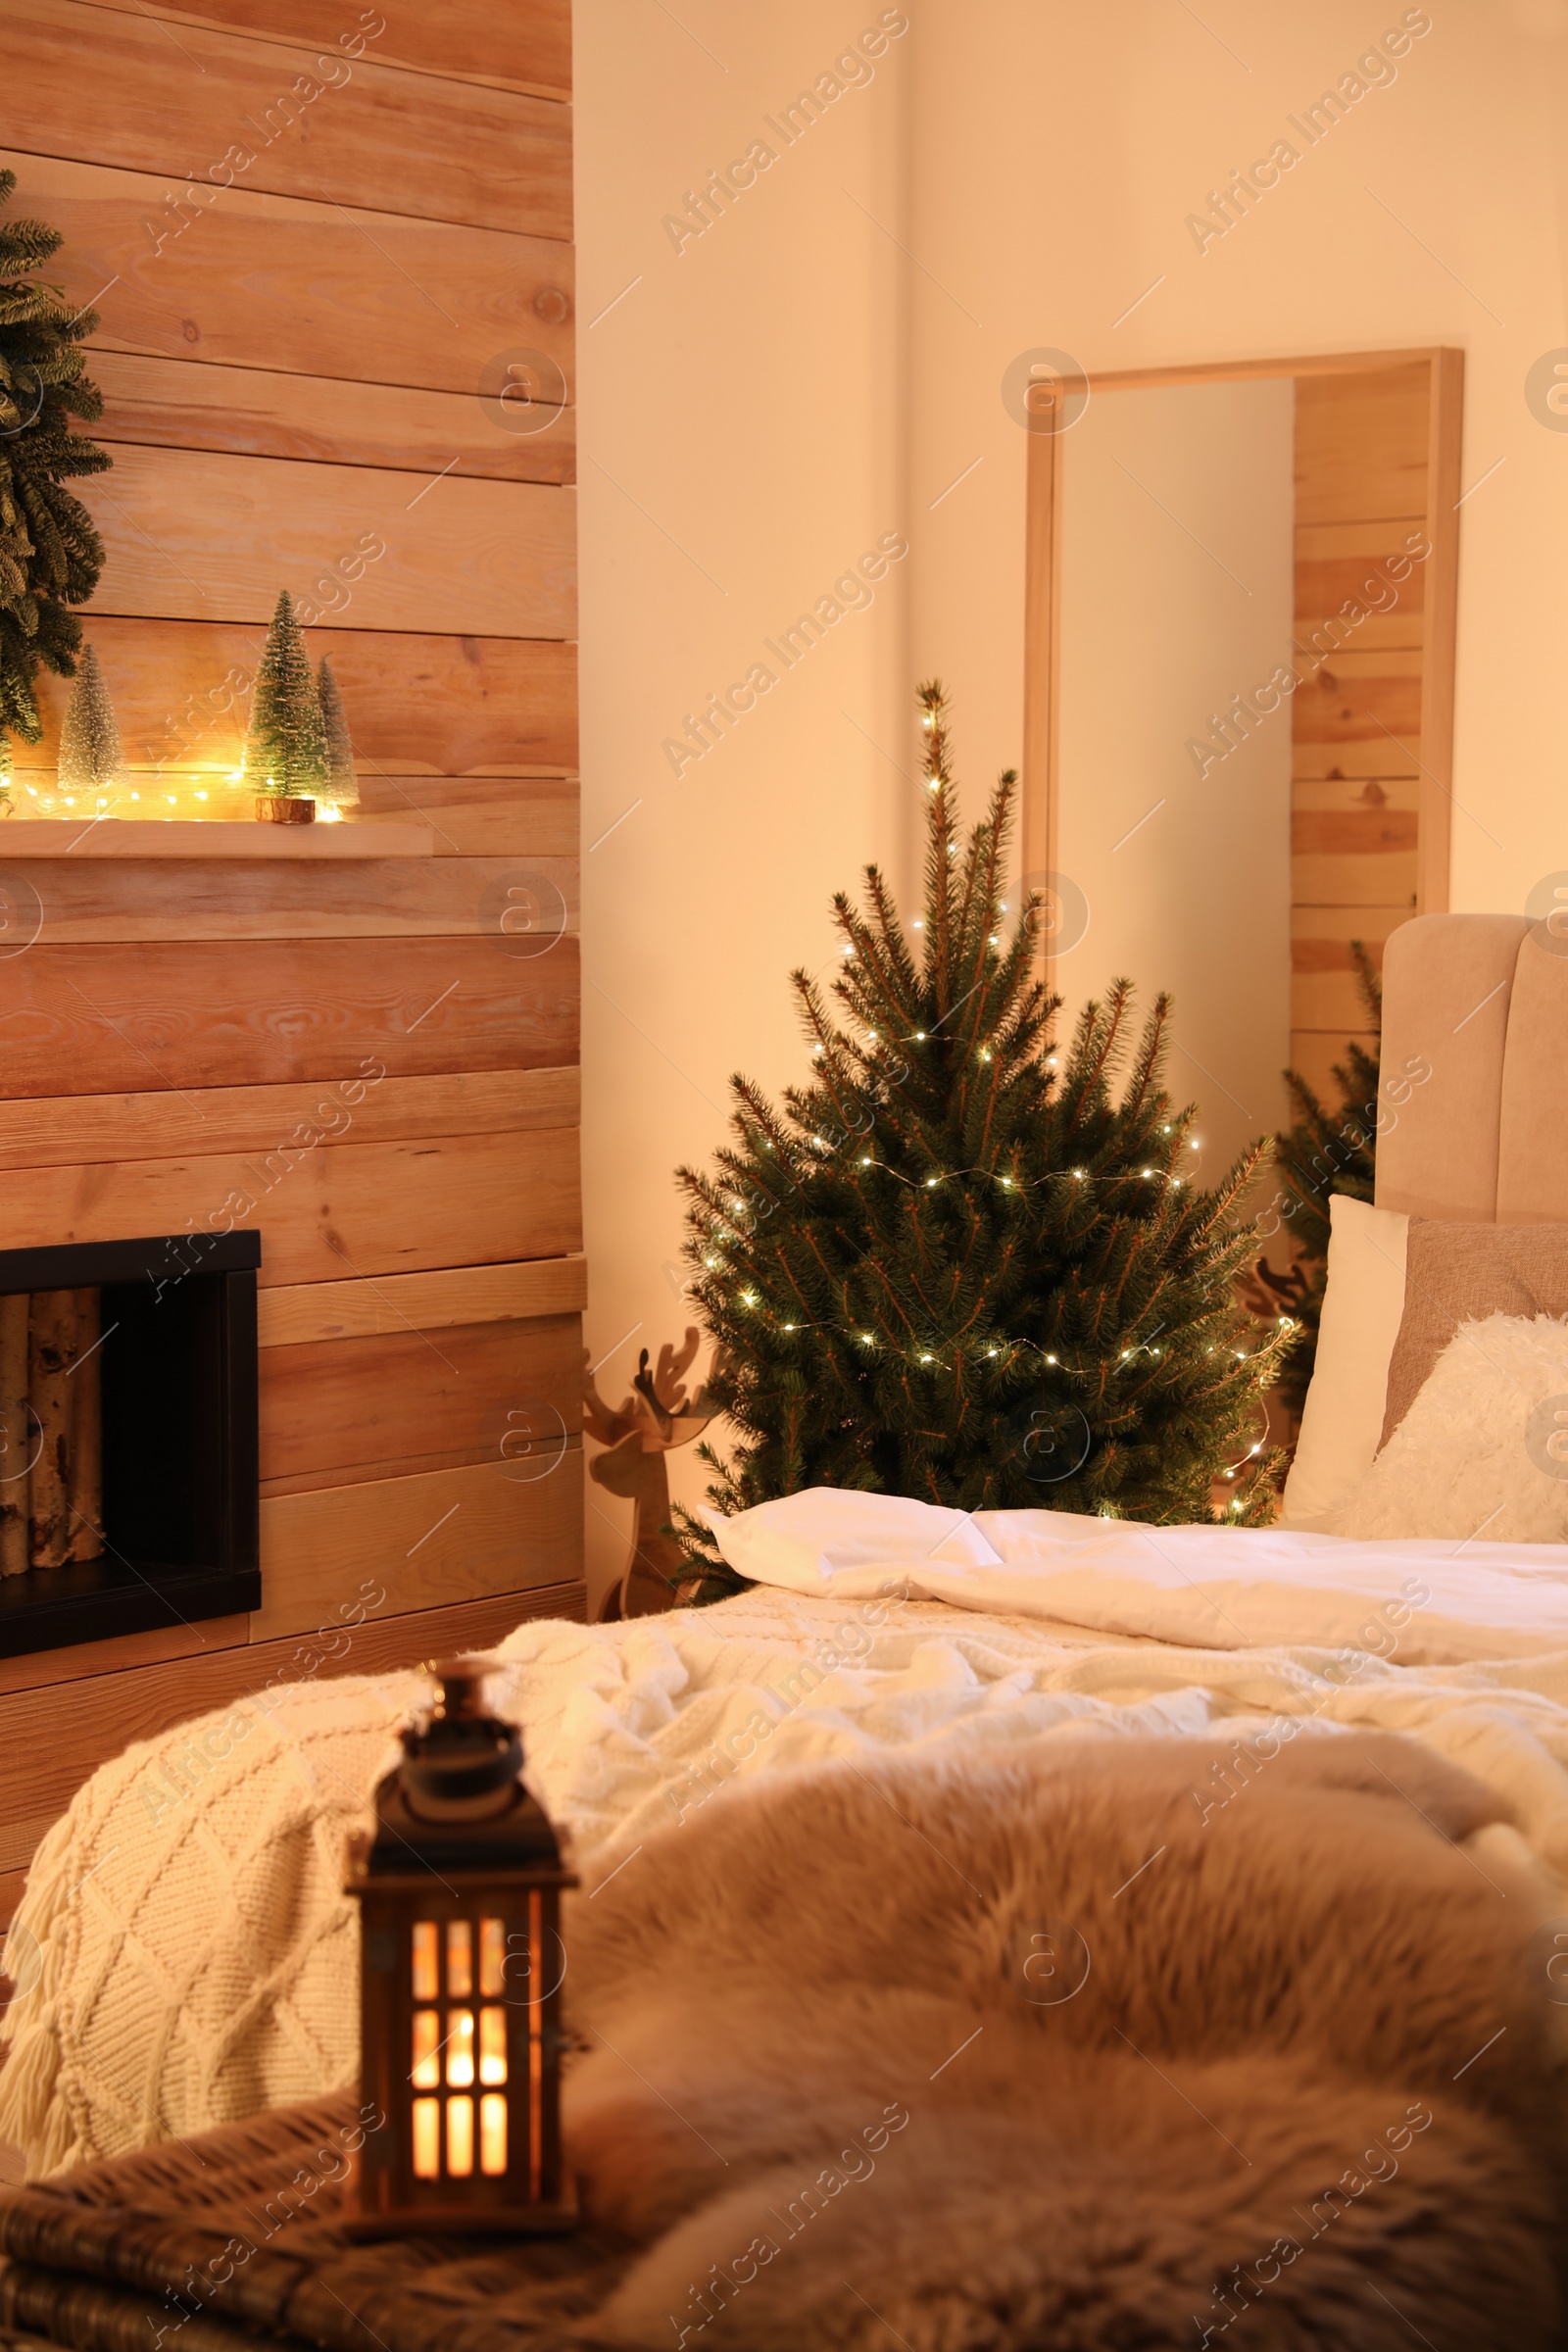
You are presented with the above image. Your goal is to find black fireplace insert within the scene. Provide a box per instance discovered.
[0,1230,260,1657]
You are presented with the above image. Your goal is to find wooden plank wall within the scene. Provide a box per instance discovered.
[1288,365,1429,1100]
[0,0,581,1911]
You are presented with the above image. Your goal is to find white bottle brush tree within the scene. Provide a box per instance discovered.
[316,655,359,808]
[242,589,327,798]
[56,641,121,799]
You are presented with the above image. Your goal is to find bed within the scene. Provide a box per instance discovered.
[4,913,1568,2342]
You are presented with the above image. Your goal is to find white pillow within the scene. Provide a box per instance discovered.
[1328,1310,1568,1544]
[1279,1194,1408,1528]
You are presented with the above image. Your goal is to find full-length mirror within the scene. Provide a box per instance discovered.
[1023,352,1461,1179]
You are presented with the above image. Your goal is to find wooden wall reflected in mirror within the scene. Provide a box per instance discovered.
[1022,349,1462,1132]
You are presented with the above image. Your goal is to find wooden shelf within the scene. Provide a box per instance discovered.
[0,819,434,858]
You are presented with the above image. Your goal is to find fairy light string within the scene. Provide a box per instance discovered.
[676,676,1283,1543]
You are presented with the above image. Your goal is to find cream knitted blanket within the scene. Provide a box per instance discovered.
[6,1581,1568,2176]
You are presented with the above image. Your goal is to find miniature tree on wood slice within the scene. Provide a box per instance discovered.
[674,679,1287,1600]
[242,589,327,798]
[0,169,110,762]
[315,655,359,808]
[56,641,121,794]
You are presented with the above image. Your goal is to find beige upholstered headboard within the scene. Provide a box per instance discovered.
[1376,911,1568,1223]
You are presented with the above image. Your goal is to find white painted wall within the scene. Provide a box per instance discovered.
[1056,377,1295,1177]
[572,3,915,1603]
[575,0,1567,1601]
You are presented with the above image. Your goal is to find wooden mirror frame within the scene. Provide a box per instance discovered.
[1021,347,1463,1090]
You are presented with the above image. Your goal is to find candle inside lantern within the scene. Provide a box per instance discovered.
[448,2009,475,2087]
[447,2097,474,2178]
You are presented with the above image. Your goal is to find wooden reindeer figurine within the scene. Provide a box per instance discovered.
[582,1329,722,1621]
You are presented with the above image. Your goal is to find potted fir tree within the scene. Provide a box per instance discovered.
[674,680,1286,1599]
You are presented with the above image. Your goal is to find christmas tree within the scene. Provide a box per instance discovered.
[1250,948,1382,1422]
[675,681,1284,1597]
[242,590,327,796]
[316,655,359,807]
[56,641,121,793]
[0,169,111,759]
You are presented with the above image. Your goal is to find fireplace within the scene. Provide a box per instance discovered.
[0,1232,260,1657]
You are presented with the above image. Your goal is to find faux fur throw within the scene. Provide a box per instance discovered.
[8,1584,1568,2182]
[564,1732,1568,2349]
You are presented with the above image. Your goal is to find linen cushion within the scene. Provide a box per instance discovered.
[1379,1220,1568,1447]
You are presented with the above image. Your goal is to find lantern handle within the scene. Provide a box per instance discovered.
[422,1654,505,1722]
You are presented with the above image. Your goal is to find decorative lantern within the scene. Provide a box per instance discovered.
[344,1656,577,2230]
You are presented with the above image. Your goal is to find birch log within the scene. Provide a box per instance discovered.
[68,1288,103,1563]
[29,1291,79,1570]
[0,1293,27,1578]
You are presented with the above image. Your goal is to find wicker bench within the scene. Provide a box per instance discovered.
[0,2097,630,2350]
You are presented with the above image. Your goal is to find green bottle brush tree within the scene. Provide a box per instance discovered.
[242,589,328,799]
[674,680,1286,1599]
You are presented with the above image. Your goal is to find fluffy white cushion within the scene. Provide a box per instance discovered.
[1329,1310,1568,1544]
[1280,1194,1408,1527]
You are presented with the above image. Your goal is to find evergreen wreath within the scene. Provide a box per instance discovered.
[675,680,1285,1598]
[0,169,110,761]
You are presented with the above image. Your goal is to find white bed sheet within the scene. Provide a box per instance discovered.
[5,1507,1568,2171]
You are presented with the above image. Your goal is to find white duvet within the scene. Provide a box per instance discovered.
[5,1492,1568,2174]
